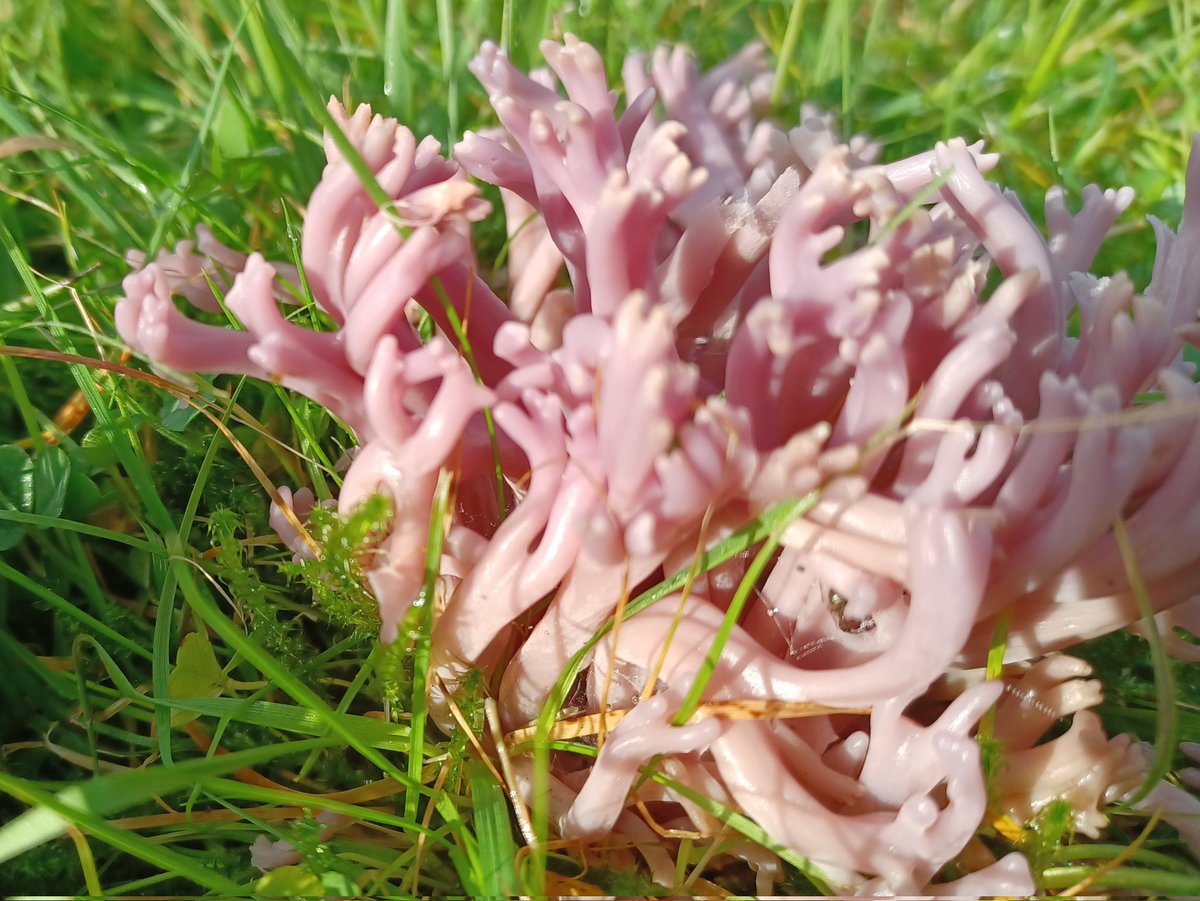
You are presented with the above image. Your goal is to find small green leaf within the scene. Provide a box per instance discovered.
[319,871,359,895]
[213,95,252,158]
[0,518,23,552]
[0,445,33,510]
[255,866,323,895]
[33,446,70,518]
[79,427,119,469]
[158,397,201,432]
[0,445,34,550]
[168,631,229,726]
[61,469,101,521]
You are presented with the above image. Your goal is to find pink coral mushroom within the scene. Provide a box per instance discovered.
[116,34,1200,895]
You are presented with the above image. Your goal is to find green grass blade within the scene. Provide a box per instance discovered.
[465,757,519,897]
[0,557,152,661]
[170,557,427,792]
[435,0,459,146]
[771,0,806,107]
[155,405,236,764]
[0,92,142,246]
[0,214,179,545]
[406,470,452,822]
[0,509,153,551]
[1010,0,1090,126]
[672,519,794,725]
[384,0,415,122]
[1114,517,1178,804]
[161,696,417,752]
[0,346,44,451]
[654,770,835,895]
[534,492,822,736]
[0,771,244,894]
[151,565,180,765]
[1052,841,1200,874]
[0,737,332,866]
[434,789,482,897]
[145,6,250,256]
[204,778,457,855]
[1039,865,1200,894]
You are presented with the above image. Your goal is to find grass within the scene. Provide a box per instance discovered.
[0,0,1198,895]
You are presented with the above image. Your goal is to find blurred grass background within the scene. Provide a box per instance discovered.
[0,0,1197,895]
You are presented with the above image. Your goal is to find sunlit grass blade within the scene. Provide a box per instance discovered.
[384,0,415,121]
[672,515,798,726]
[0,92,142,246]
[0,737,333,864]
[0,771,245,893]
[465,757,520,897]
[1038,865,1200,894]
[435,0,460,146]
[203,777,455,851]
[406,470,453,823]
[1052,841,1200,874]
[1010,0,1091,126]
[161,696,417,752]
[145,6,250,257]
[536,490,825,738]
[655,771,835,895]
[771,0,806,107]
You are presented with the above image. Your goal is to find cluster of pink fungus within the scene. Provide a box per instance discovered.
[116,36,1200,895]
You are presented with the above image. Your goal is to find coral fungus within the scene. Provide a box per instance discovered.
[116,35,1200,894]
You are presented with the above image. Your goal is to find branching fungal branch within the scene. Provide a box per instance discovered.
[117,35,1200,895]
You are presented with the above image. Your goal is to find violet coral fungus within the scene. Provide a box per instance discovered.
[116,35,1200,895]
